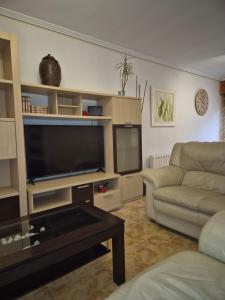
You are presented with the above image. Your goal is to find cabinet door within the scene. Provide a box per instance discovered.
[112,98,141,124]
[121,173,143,202]
[0,120,17,159]
[72,183,93,206]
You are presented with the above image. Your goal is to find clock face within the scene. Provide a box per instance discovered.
[195,89,209,116]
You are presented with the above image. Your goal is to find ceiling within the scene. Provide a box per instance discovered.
[1,0,225,79]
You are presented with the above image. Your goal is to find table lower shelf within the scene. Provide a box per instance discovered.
[0,243,110,299]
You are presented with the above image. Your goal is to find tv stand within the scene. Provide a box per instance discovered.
[27,172,121,213]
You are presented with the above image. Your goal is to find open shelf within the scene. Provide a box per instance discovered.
[0,38,12,80]
[30,188,72,213]
[21,82,112,99]
[0,117,15,122]
[0,85,15,118]
[23,112,112,120]
[0,186,19,200]
[0,120,17,159]
[58,104,79,109]
[0,79,13,88]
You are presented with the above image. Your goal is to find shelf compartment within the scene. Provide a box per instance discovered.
[0,119,17,159]
[21,91,57,115]
[0,186,19,200]
[0,160,19,192]
[0,85,15,118]
[0,39,12,80]
[82,96,111,118]
[57,94,81,116]
[94,177,120,194]
[29,188,72,214]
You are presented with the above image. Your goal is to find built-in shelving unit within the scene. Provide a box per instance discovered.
[0,32,27,220]
[0,31,143,218]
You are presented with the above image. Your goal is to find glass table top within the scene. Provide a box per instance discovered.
[0,206,100,261]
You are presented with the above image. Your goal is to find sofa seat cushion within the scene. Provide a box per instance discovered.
[199,195,225,215]
[106,251,225,300]
[153,186,220,211]
[182,171,225,194]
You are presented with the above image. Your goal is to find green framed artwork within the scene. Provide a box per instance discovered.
[151,87,176,127]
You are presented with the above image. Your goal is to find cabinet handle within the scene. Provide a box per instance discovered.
[77,184,90,189]
[85,199,90,203]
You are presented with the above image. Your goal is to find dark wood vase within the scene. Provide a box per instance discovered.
[39,54,61,87]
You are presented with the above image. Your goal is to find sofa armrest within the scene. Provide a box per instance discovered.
[199,210,225,263]
[141,166,184,189]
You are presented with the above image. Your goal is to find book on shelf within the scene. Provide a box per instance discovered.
[31,105,48,114]
[22,96,31,113]
[22,96,48,114]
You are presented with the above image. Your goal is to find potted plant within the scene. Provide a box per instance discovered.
[116,55,133,96]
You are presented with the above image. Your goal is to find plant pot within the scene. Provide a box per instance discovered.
[118,90,125,96]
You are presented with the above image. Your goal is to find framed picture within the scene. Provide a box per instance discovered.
[151,87,176,127]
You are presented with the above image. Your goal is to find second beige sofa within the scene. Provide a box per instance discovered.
[141,142,225,238]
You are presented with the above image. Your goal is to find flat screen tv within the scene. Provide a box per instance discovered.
[24,125,105,181]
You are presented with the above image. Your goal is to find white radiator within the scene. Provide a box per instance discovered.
[149,153,171,168]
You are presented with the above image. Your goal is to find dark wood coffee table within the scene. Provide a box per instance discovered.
[0,204,125,299]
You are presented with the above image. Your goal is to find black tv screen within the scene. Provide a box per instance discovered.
[24,125,105,180]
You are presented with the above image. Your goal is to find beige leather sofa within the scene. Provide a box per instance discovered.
[141,142,225,238]
[106,210,225,300]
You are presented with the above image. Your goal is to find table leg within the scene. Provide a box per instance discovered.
[112,226,125,285]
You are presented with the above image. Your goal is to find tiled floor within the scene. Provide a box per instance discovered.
[19,198,197,300]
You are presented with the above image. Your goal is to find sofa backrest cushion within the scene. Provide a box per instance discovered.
[170,142,225,175]
[199,210,225,264]
[169,143,183,167]
[182,171,225,194]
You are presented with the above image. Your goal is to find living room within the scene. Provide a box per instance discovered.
[0,0,225,299]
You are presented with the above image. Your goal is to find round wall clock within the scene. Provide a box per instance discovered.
[195,89,209,116]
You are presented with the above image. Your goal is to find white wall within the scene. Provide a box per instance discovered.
[0,15,221,167]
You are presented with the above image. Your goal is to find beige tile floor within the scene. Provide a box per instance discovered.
[19,198,197,300]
